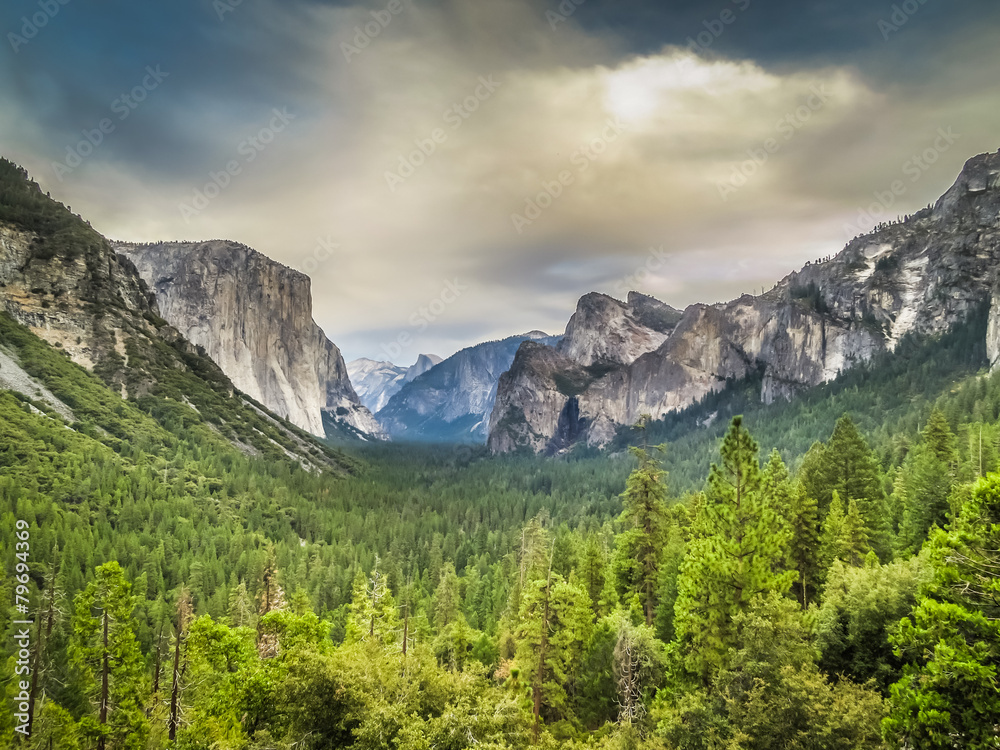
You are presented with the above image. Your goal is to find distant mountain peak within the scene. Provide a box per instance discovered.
[377,331,560,443]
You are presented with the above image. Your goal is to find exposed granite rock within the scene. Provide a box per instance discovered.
[558,291,681,366]
[988,277,1000,371]
[0,221,160,393]
[116,240,384,440]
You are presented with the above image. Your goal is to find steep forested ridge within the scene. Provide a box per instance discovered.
[3,157,1000,749]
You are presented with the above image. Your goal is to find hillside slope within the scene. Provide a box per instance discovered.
[0,158,352,472]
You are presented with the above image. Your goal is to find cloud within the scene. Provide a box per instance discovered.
[3,0,1000,362]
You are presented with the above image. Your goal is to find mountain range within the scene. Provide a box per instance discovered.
[373,331,559,442]
[347,353,442,413]
[488,150,1000,454]
[3,151,998,456]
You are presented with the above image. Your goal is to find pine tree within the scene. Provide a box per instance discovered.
[839,498,871,567]
[761,449,793,516]
[24,565,62,741]
[826,416,883,504]
[886,473,1000,748]
[611,613,662,726]
[787,483,820,608]
[798,441,829,513]
[824,415,891,558]
[345,559,399,648]
[257,548,285,618]
[898,409,958,553]
[167,589,192,742]
[820,491,846,573]
[673,417,795,678]
[617,445,670,627]
[515,560,592,740]
[579,533,617,620]
[433,562,462,631]
[69,562,149,750]
[227,581,255,628]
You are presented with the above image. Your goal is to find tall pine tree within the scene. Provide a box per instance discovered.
[616,444,670,627]
[673,417,795,678]
[69,562,149,750]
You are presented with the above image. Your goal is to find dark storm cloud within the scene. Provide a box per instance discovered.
[1,0,335,176]
[568,0,1000,67]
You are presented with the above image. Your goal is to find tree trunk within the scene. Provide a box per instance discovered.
[168,623,182,741]
[28,574,58,740]
[402,604,409,656]
[532,570,552,745]
[98,611,109,750]
[152,640,162,699]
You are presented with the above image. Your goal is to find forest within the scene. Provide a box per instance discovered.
[2,292,1000,749]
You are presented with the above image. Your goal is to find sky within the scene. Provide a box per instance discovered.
[2,0,1000,364]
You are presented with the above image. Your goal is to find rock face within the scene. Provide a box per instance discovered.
[377,331,558,442]
[0,172,162,392]
[490,150,1000,454]
[347,353,442,413]
[116,240,384,440]
[559,292,682,366]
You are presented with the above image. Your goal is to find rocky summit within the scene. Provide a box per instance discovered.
[489,150,1000,454]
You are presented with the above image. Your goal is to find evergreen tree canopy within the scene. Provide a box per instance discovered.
[673,417,795,678]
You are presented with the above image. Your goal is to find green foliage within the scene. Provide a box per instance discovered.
[7,233,1000,746]
[896,408,958,554]
[514,567,593,729]
[69,562,149,750]
[0,158,103,261]
[345,563,399,648]
[674,417,796,677]
[787,482,820,607]
[655,593,885,750]
[815,555,932,690]
[885,473,1000,748]
[615,446,670,627]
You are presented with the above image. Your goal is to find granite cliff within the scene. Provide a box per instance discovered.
[0,158,350,471]
[115,240,384,441]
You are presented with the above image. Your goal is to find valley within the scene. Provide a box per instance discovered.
[2,151,1000,748]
